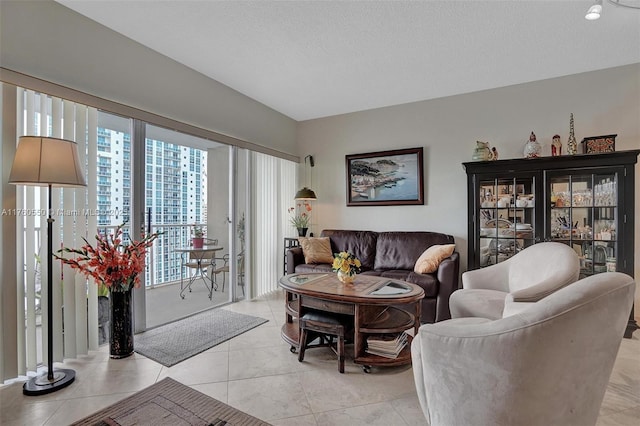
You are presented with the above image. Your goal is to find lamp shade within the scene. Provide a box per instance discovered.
[294,187,317,200]
[9,136,86,187]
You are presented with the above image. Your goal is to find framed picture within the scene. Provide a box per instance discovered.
[346,147,424,206]
[581,134,616,154]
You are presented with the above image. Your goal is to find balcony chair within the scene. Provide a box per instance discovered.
[411,272,635,426]
[214,251,246,295]
[212,254,229,291]
[449,242,580,320]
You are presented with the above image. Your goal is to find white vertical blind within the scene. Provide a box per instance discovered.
[87,108,99,351]
[252,153,297,296]
[15,88,99,373]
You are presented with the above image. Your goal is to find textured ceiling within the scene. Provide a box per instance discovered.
[56,1,640,121]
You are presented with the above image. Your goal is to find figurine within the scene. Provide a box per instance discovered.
[567,113,578,155]
[552,134,562,156]
[523,131,541,158]
[491,147,499,160]
[472,141,492,161]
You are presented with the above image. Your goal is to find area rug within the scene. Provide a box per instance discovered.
[134,309,268,367]
[72,377,271,425]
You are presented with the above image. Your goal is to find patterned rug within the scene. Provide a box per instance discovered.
[72,377,271,425]
[134,309,268,367]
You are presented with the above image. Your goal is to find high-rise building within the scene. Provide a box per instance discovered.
[98,127,208,286]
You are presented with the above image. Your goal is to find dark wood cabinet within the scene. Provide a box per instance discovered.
[463,149,639,337]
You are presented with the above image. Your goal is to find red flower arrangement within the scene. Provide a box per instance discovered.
[55,223,160,292]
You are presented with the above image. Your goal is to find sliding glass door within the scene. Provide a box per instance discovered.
[143,124,235,328]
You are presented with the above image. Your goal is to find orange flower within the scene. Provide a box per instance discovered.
[55,223,160,292]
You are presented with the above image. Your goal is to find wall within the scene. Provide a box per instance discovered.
[297,64,640,285]
[0,0,297,157]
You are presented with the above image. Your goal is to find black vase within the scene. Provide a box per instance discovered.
[109,287,134,358]
[297,227,308,237]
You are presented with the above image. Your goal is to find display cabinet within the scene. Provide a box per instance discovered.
[463,149,639,337]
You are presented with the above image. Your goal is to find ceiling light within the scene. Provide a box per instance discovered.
[586,0,603,20]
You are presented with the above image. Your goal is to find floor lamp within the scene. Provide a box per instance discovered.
[9,136,87,395]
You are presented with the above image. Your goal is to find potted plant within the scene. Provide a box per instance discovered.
[288,202,312,236]
[192,225,205,248]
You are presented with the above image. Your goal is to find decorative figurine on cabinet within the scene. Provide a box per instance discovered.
[567,113,578,155]
[472,141,493,161]
[552,134,562,156]
[491,147,499,160]
[523,131,542,158]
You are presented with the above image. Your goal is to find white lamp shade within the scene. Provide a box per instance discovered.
[9,136,87,187]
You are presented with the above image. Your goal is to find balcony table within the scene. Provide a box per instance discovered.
[175,246,224,300]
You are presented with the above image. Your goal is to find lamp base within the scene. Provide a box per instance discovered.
[23,368,75,395]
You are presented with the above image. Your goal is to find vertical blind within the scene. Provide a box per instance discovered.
[252,152,297,296]
[2,85,297,381]
[15,87,99,376]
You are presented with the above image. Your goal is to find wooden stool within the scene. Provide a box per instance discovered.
[298,310,348,373]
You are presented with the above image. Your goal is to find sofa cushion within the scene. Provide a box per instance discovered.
[321,230,378,271]
[414,244,456,274]
[299,237,334,264]
[374,231,455,270]
[294,263,333,274]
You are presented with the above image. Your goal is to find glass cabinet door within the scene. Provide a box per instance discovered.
[548,171,618,277]
[477,176,537,267]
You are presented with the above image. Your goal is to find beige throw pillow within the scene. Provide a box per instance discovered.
[299,237,334,264]
[414,244,456,274]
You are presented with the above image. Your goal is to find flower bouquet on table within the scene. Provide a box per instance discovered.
[288,201,312,236]
[332,251,362,284]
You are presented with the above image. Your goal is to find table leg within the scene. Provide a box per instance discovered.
[354,306,363,360]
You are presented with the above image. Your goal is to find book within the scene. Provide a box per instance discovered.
[365,332,408,359]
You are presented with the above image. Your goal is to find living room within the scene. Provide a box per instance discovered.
[1,1,639,425]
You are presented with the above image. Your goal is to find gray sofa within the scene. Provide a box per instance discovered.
[286,229,460,323]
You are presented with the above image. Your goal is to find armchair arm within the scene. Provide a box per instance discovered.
[509,274,575,302]
[461,259,511,291]
[434,252,460,322]
[286,247,305,274]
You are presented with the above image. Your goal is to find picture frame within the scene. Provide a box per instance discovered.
[346,147,424,206]
[581,134,616,154]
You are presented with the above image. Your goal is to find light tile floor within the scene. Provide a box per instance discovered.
[1,290,639,425]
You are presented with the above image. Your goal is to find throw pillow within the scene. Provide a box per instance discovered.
[299,237,334,264]
[414,244,456,274]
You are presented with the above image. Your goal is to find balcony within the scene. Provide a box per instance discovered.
[21,223,237,364]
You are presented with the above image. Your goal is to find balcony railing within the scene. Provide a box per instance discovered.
[96,223,208,288]
[20,223,208,291]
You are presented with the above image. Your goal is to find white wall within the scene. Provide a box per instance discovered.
[0,0,297,157]
[297,64,640,281]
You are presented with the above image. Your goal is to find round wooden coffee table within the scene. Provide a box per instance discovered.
[279,273,424,372]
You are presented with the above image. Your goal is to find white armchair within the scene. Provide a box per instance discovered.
[450,242,580,319]
[411,272,635,426]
